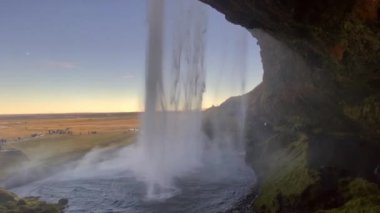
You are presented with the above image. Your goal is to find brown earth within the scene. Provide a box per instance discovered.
[0,113,139,141]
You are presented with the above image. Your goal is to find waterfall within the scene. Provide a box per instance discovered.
[70,0,254,201]
[136,0,208,199]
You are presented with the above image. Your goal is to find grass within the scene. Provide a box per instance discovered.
[5,133,135,163]
[0,188,65,212]
[254,132,380,212]
[0,194,64,213]
[318,178,380,213]
[0,113,139,180]
[254,134,320,212]
[0,113,139,212]
[1,133,135,180]
[0,113,139,141]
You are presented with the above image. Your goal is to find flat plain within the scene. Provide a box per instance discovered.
[0,113,140,179]
[0,113,139,141]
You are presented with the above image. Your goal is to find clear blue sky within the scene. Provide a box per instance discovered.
[0,0,262,114]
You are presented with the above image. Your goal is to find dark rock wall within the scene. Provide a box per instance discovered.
[200,0,380,212]
[249,29,341,131]
[201,0,380,136]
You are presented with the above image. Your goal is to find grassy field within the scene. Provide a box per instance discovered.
[0,113,139,141]
[6,133,135,162]
[0,113,140,179]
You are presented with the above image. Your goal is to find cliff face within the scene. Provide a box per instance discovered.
[201,0,380,212]
[201,0,380,137]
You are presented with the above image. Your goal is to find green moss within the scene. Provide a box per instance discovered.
[317,178,380,213]
[0,189,64,213]
[254,135,319,212]
[342,20,380,58]
[319,199,380,213]
[343,96,380,134]
[254,137,380,213]
[343,178,380,198]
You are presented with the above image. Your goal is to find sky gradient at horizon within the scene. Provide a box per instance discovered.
[0,0,263,114]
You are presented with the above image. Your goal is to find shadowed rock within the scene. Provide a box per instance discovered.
[200,0,380,212]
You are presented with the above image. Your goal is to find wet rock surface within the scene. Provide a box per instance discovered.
[201,0,380,212]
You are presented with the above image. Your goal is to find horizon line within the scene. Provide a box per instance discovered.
[0,107,218,117]
[0,111,142,116]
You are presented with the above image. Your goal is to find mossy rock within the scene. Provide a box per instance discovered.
[254,134,320,212]
[317,178,380,213]
[251,131,380,212]
[253,134,380,213]
[0,188,65,213]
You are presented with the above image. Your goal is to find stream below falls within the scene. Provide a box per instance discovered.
[11,159,255,213]
[12,163,255,213]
